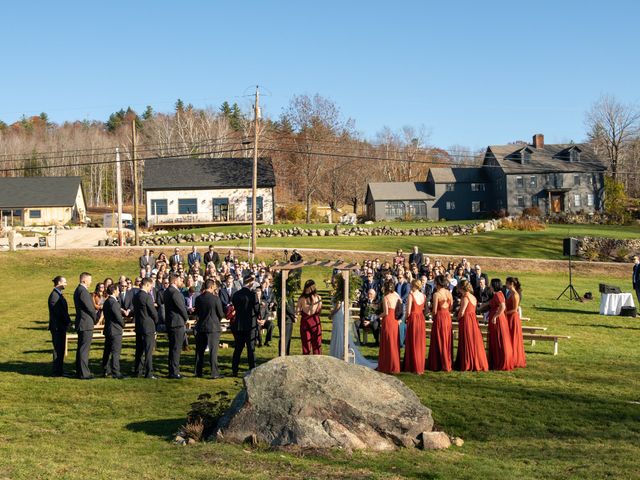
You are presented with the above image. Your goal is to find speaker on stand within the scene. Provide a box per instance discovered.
[557,238,582,301]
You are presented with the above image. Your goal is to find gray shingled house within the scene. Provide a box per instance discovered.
[143,156,276,227]
[365,134,607,220]
[0,176,86,226]
[365,182,435,220]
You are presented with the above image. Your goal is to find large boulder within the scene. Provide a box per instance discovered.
[216,355,435,451]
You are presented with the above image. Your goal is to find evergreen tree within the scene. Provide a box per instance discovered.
[0,120,7,131]
[24,152,44,177]
[175,98,185,113]
[142,105,154,120]
[220,101,232,117]
[229,103,243,131]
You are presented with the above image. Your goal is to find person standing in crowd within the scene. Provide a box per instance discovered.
[455,280,488,372]
[48,276,71,377]
[289,249,303,262]
[395,273,410,347]
[74,272,96,380]
[169,247,183,268]
[164,273,188,379]
[256,281,275,347]
[139,248,155,271]
[482,279,514,371]
[231,276,261,376]
[357,288,381,346]
[92,283,105,325]
[297,280,323,355]
[134,278,159,378]
[219,274,237,309]
[474,276,491,307]
[278,296,296,356]
[101,284,126,379]
[403,279,427,374]
[378,279,401,374]
[188,246,202,268]
[194,279,225,379]
[470,264,488,290]
[409,245,423,270]
[203,245,220,269]
[427,275,453,372]
[505,277,526,369]
[632,256,640,304]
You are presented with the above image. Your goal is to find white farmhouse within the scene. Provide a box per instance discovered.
[142,156,276,228]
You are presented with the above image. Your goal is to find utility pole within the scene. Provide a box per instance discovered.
[132,119,140,246]
[251,85,260,261]
[115,148,123,246]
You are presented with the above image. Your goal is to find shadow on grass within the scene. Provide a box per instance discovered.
[567,323,640,331]
[534,306,600,315]
[126,418,185,439]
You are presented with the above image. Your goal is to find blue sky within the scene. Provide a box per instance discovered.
[1,0,638,149]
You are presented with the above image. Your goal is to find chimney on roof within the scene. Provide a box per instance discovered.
[532,133,544,149]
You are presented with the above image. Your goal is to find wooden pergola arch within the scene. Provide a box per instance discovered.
[270,259,360,362]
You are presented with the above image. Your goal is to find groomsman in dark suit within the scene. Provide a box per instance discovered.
[187,246,202,268]
[133,278,159,378]
[203,245,220,269]
[164,273,188,378]
[48,275,71,376]
[231,276,260,376]
[194,279,225,378]
[219,275,237,309]
[102,284,126,379]
[632,256,640,304]
[409,245,423,270]
[73,272,96,379]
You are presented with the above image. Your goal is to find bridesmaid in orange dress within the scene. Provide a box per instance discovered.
[455,280,489,372]
[505,277,526,368]
[427,275,453,372]
[403,279,427,374]
[377,279,402,374]
[482,279,514,371]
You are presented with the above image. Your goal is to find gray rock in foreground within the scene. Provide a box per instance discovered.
[216,355,436,451]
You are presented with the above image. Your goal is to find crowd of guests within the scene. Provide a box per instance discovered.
[352,246,527,374]
[46,244,526,380]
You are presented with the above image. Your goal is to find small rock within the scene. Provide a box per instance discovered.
[420,431,451,450]
[187,438,197,445]
[451,436,464,447]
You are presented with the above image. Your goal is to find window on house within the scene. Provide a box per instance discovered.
[445,183,455,192]
[150,199,168,215]
[471,183,485,192]
[471,201,481,213]
[574,175,580,186]
[246,196,264,221]
[530,176,537,188]
[522,150,531,164]
[517,195,525,208]
[385,201,405,218]
[574,194,581,207]
[587,194,594,207]
[516,176,524,188]
[407,201,427,218]
[555,174,564,187]
[570,149,581,162]
[29,210,41,219]
[446,201,456,210]
[178,198,198,214]
[531,196,539,207]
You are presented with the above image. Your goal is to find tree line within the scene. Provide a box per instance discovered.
[0,93,638,220]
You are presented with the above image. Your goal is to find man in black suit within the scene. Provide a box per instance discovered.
[219,274,237,309]
[231,276,260,376]
[470,264,489,291]
[278,297,296,356]
[139,248,155,271]
[133,278,159,378]
[164,273,188,378]
[632,256,640,304]
[203,245,220,269]
[187,246,202,269]
[256,279,275,347]
[357,288,381,346]
[73,272,96,379]
[48,275,71,376]
[101,284,126,379]
[194,279,225,378]
[409,245,423,270]
[169,247,183,268]
[289,249,302,262]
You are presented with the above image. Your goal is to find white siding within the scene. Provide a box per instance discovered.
[145,187,274,225]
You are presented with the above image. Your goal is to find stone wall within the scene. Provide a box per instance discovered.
[577,237,640,263]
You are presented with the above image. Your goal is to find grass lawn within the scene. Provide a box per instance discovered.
[0,251,639,479]
[176,223,640,261]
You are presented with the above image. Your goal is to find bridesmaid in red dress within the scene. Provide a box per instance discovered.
[427,275,453,372]
[377,279,401,374]
[403,279,427,374]
[296,280,323,355]
[482,279,514,371]
[505,277,526,368]
[455,280,489,372]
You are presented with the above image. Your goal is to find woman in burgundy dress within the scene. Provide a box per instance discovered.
[482,279,514,371]
[377,279,401,374]
[427,275,453,372]
[455,280,488,372]
[505,277,526,368]
[297,280,323,355]
[403,279,427,374]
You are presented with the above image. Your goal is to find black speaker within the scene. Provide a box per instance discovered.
[620,306,637,317]
[563,238,579,256]
[599,283,622,294]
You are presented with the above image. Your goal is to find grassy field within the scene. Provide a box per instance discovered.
[161,223,640,261]
[1,251,639,479]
